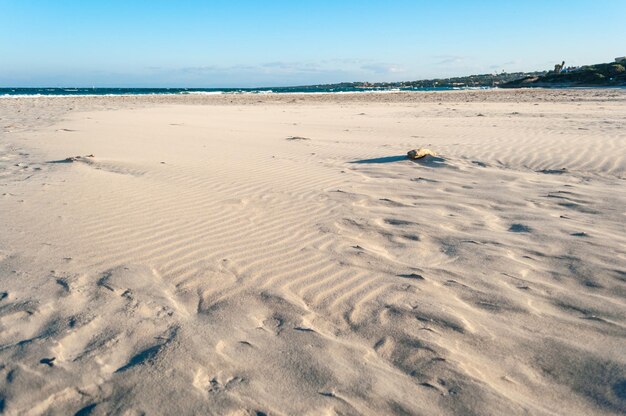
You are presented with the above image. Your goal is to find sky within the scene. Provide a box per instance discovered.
[1,0,625,87]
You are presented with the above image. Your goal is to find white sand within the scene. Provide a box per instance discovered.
[1,90,625,415]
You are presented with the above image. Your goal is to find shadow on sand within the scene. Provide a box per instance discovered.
[47,158,75,164]
[47,155,94,164]
[350,155,447,167]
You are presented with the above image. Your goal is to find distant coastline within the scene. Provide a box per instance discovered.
[3,59,625,96]
[501,58,626,88]
[0,73,544,96]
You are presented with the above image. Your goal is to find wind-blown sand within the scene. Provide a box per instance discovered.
[1,90,625,415]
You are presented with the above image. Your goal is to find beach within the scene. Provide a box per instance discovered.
[1,89,625,415]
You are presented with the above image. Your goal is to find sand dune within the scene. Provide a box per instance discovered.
[0,90,625,415]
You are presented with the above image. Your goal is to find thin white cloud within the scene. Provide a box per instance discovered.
[433,55,467,65]
[361,64,405,74]
[170,60,405,78]
[488,60,521,70]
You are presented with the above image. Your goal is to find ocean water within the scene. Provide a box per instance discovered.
[0,86,468,97]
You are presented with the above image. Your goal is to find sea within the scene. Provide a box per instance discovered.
[0,86,472,97]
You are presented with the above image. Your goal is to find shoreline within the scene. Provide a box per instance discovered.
[2,85,626,99]
[2,88,626,106]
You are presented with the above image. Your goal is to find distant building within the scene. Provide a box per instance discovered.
[616,56,626,62]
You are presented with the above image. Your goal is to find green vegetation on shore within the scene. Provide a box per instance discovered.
[309,71,547,90]
[352,71,547,89]
[309,58,626,90]
[500,59,626,88]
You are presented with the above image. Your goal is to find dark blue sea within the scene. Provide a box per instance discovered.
[0,86,467,97]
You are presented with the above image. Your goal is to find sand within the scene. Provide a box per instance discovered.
[0,89,625,415]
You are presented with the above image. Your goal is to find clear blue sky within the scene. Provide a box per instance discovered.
[1,0,624,87]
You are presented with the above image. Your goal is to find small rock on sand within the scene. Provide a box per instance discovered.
[407,148,436,160]
[63,154,95,162]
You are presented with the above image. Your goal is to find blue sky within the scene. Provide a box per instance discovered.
[1,0,625,87]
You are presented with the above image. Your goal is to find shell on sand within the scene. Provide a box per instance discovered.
[407,148,436,159]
